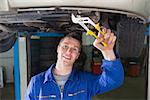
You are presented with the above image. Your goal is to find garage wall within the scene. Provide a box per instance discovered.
[30,37,61,77]
[0,47,14,83]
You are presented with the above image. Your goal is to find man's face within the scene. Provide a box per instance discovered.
[57,37,80,66]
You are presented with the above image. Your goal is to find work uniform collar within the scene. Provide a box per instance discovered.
[44,64,78,83]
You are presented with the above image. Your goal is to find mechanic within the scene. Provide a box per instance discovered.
[25,28,124,100]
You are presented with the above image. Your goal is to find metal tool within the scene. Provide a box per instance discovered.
[71,14,107,47]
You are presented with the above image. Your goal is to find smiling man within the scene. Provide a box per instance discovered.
[25,28,124,100]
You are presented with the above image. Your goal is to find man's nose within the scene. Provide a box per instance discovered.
[66,48,72,54]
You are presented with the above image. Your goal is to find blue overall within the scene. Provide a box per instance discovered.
[25,59,124,100]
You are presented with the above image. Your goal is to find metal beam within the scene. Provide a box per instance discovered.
[13,38,21,100]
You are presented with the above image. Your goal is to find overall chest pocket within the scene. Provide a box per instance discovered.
[35,94,57,100]
[67,89,87,99]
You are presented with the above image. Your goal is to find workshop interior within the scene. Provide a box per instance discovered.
[0,0,149,100]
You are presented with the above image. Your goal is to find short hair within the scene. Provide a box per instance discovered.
[59,32,82,51]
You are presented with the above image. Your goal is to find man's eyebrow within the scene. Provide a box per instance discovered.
[63,42,80,48]
[74,45,80,48]
[63,42,69,44]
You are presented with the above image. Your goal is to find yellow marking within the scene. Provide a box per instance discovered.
[87,30,107,47]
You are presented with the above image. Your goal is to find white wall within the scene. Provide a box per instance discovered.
[0,47,14,83]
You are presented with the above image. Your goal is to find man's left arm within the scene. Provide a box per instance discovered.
[90,28,124,95]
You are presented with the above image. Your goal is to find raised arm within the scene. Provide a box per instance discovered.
[89,28,124,96]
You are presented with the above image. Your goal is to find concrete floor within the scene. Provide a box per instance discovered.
[0,76,147,100]
[0,83,15,100]
[93,76,146,100]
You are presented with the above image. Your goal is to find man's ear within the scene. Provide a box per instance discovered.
[76,52,80,60]
[57,45,60,53]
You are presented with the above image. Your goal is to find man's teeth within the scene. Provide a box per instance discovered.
[64,56,70,59]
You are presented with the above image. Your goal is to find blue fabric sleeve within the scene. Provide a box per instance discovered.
[89,58,124,96]
[24,77,35,100]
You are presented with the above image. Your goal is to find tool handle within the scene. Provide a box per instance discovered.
[87,30,107,47]
[95,23,105,35]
